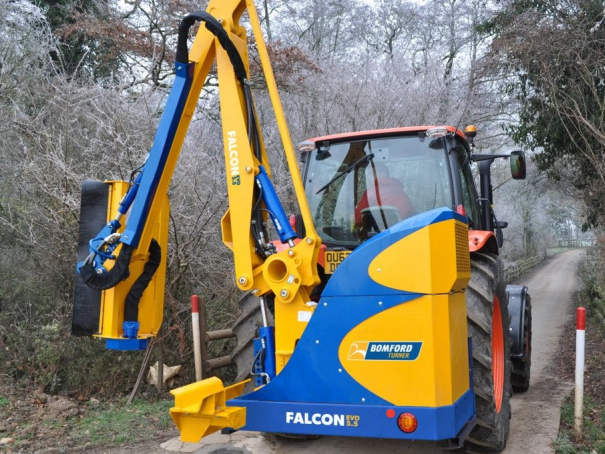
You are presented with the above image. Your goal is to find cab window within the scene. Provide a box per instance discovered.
[454,143,480,229]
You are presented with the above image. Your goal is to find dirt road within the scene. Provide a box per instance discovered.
[150,249,583,454]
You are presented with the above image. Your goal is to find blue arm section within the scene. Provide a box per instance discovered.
[118,171,144,216]
[256,166,297,243]
[120,63,195,247]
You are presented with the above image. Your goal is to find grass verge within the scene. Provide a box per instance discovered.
[555,243,605,453]
[557,395,605,453]
[70,398,174,446]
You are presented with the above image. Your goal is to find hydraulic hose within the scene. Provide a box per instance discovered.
[124,238,162,321]
[176,11,247,82]
[80,245,134,290]
[176,11,273,257]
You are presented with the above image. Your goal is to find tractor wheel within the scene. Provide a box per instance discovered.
[465,252,512,454]
[231,293,320,441]
[511,293,532,392]
[230,293,273,391]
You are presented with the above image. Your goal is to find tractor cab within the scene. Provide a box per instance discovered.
[299,127,479,273]
[298,126,526,275]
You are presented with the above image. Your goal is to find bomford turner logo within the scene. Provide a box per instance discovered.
[348,341,422,361]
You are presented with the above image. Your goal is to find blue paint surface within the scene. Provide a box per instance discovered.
[121,63,195,247]
[106,338,148,351]
[241,294,419,405]
[230,388,474,440]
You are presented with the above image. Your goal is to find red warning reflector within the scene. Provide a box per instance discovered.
[577,307,586,330]
[386,409,395,419]
[397,412,418,433]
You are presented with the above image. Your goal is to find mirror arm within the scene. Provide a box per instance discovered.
[470,153,510,162]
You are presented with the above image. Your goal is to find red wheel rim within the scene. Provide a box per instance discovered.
[492,296,504,413]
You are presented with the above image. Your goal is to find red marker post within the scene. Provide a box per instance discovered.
[575,307,586,438]
[191,295,203,381]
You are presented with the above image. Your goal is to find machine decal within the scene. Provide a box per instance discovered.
[284,412,361,427]
[286,412,346,426]
[347,341,422,361]
[227,130,240,181]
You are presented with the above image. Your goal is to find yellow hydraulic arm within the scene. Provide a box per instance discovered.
[162,0,322,439]
[94,0,321,440]
[166,0,321,367]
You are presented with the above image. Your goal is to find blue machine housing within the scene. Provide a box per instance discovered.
[228,208,475,441]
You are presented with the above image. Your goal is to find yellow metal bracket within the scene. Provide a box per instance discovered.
[170,377,250,442]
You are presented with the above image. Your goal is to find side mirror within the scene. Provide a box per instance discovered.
[496,226,504,248]
[510,150,526,180]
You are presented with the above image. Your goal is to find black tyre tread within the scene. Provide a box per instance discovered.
[230,293,274,388]
[465,252,512,454]
[511,293,532,392]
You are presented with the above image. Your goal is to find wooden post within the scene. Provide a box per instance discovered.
[198,297,209,379]
[575,307,586,439]
[127,339,155,404]
[191,295,203,382]
[156,326,164,391]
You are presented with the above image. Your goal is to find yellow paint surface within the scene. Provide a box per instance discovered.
[338,294,469,407]
[369,219,470,294]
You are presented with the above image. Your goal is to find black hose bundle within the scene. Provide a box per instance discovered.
[80,245,134,290]
[176,11,270,258]
[124,239,162,322]
[176,11,247,82]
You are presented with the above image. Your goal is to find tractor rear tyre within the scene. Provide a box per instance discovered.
[465,252,512,454]
[511,293,532,392]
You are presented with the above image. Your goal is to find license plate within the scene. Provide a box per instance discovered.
[325,250,351,274]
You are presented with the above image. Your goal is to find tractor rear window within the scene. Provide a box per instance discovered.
[304,135,454,247]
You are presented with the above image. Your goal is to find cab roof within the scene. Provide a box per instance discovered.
[309,125,468,145]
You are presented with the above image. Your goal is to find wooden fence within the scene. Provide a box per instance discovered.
[196,297,236,379]
[504,253,545,282]
[556,239,596,248]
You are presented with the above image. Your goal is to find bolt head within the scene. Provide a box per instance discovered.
[280,289,289,298]
[246,166,252,173]
[238,276,247,285]
[323,302,328,306]
[338,368,342,373]
[315,340,320,344]
[306,237,312,244]
[379,301,383,306]
[252,288,259,295]
[288,250,294,256]
[361,398,365,402]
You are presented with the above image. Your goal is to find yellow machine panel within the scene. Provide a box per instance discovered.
[96,181,170,340]
[369,219,470,294]
[338,293,469,407]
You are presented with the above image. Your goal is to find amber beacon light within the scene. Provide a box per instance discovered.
[397,412,418,433]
